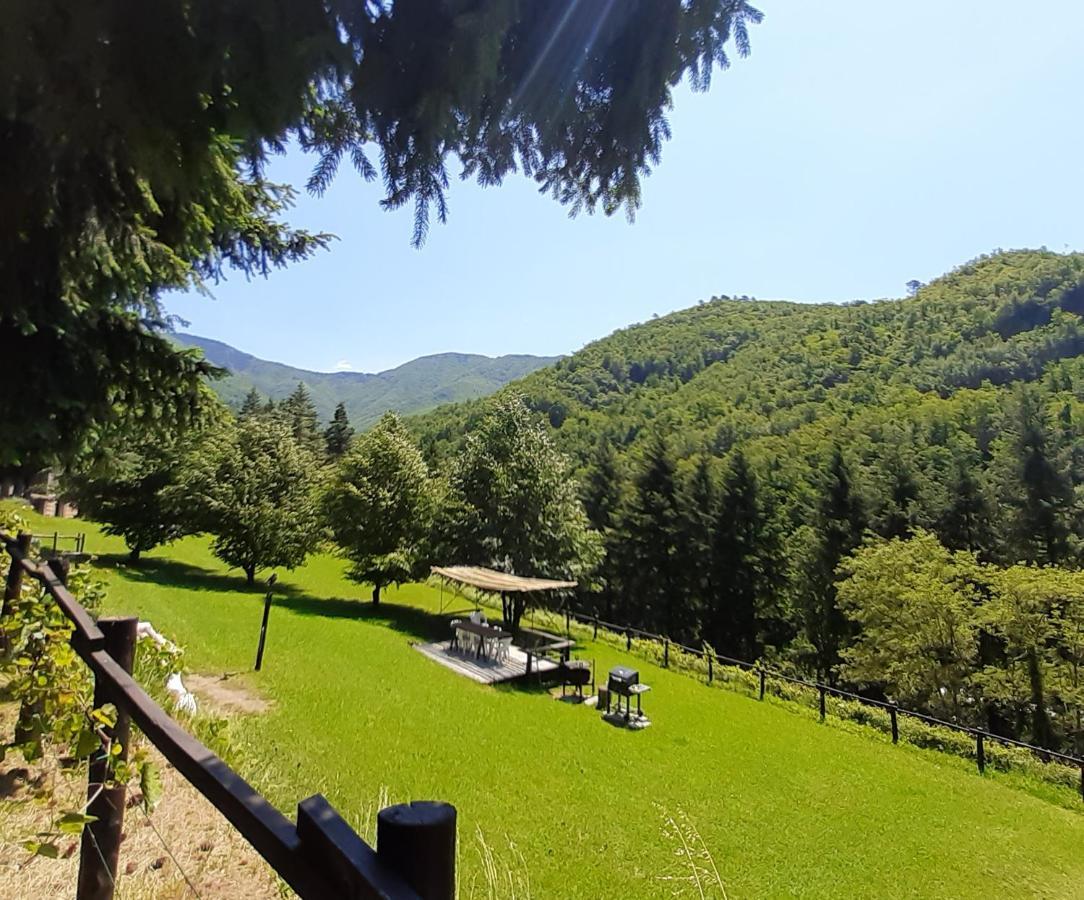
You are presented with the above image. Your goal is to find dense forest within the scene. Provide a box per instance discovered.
[413,249,1084,752]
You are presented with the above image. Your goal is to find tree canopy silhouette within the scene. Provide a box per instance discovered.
[1,0,762,469]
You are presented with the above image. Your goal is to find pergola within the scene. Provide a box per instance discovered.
[430,565,577,630]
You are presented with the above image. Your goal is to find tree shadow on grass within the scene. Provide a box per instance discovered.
[95,553,452,643]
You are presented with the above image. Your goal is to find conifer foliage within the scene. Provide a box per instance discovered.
[3,0,763,471]
[324,403,355,458]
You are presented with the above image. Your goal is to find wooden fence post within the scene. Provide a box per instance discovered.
[819,686,826,722]
[707,654,714,684]
[663,639,669,669]
[251,589,273,672]
[975,731,985,774]
[2,532,32,646]
[758,668,766,701]
[52,531,58,554]
[626,629,631,652]
[377,801,457,900]
[565,609,570,637]
[77,616,138,900]
[889,703,899,744]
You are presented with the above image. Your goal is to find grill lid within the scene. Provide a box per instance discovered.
[609,665,639,685]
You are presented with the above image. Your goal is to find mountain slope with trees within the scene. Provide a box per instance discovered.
[412,249,1084,751]
[173,333,558,427]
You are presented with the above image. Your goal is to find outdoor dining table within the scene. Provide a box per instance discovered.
[452,620,512,660]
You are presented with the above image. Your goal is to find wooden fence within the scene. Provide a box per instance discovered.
[563,607,1084,800]
[32,530,86,554]
[1,531,455,900]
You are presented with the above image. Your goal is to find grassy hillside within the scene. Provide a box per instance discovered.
[10,504,1084,899]
[173,333,558,428]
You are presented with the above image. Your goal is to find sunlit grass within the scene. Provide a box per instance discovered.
[6,501,1084,898]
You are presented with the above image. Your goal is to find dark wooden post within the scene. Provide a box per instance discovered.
[707,654,714,684]
[758,668,766,701]
[77,616,138,900]
[254,576,276,671]
[1079,766,1083,802]
[975,731,985,774]
[565,609,570,637]
[52,531,58,554]
[626,629,631,652]
[377,801,456,900]
[2,531,33,635]
[663,639,669,669]
[593,614,598,640]
[889,703,899,744]
[818,686,826,722]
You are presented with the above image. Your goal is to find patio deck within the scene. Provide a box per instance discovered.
[414,639,559,684]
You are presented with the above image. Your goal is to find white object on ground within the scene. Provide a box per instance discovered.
[137,620,197,714]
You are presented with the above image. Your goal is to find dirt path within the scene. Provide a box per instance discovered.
[186,673,271,716]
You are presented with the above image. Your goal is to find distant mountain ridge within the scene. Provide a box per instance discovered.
[171,334,559,429]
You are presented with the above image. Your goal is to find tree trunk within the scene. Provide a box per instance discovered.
[510,596,526,633]
[128,547,141,563]
[1027,648,1054,748]
[244,565,256,586]
[372,583,381,607]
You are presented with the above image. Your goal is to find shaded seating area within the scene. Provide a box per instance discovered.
[449,615,513,662]
[415,565,579,685]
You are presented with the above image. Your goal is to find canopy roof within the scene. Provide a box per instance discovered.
[431,565,577,594]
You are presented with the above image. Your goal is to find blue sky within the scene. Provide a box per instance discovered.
[167,0,1084,374]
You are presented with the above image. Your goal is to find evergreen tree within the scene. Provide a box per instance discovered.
[279,383,323,456]
[877,451,920,540]
[707,450,766,659]
[616,437,690,640]
[680,455,717,630]
[937,456,993,555]
[800,447,866,681]
[239,388,264,419]
[582,439,623,619]
[5,1,762,469]
[324,402,354,458]
[994,387,1073,564]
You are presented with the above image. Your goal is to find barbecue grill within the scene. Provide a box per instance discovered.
[606,665,650,723]
[608,665,639,696]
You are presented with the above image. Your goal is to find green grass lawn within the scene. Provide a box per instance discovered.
[7,503,1084,898]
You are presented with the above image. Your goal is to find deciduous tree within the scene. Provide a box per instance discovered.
[174,417,320,584]
[436,394,602,630]
[837,531,984,722]
[323,413,432,606]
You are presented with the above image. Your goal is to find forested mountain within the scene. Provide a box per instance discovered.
[413,249,1084,682]
[172,334,558,428]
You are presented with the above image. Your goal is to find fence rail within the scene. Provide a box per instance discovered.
[566,607,1084,798]
[31,530,86,554]
[1,530,454,899]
